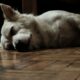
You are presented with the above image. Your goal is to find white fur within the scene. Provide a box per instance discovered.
[1,4,80,51]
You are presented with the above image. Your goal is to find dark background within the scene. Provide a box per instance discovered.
[37,0,80,14]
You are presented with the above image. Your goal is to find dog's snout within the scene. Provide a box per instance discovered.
[14,39,30,52]
[15,40,22,48]
[15,40,26,51]
[12,33,32,51]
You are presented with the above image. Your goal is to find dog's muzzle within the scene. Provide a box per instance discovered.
[12,33,32,52]
[14,39,31,52]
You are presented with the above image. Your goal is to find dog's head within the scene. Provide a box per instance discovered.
[0,4,39,51]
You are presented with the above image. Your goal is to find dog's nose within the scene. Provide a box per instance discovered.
[15,40,29,52]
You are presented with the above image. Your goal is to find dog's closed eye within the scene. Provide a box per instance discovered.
[10,26,16,36]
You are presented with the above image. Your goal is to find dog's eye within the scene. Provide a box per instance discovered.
[10,26,16,36]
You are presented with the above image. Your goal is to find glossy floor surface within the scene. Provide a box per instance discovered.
[0,48,80,80]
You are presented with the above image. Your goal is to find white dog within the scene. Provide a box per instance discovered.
[0,3,80,51]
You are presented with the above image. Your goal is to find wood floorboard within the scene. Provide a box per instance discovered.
[0,48,80,80]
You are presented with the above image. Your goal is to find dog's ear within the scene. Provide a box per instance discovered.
[0,3,20,20]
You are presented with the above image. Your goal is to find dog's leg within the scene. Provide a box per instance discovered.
[1,36,14,50]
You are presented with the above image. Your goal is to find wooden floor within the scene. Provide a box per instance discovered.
[1,48,80,80]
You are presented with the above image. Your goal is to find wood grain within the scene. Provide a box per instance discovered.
[0,48,80,80]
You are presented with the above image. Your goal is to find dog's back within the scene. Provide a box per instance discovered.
[34,10,80,48]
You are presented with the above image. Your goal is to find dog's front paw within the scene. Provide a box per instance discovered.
[1,36,14,50]
[2,42,14,50]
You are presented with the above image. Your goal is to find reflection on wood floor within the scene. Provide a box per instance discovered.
[0,48,80,80]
